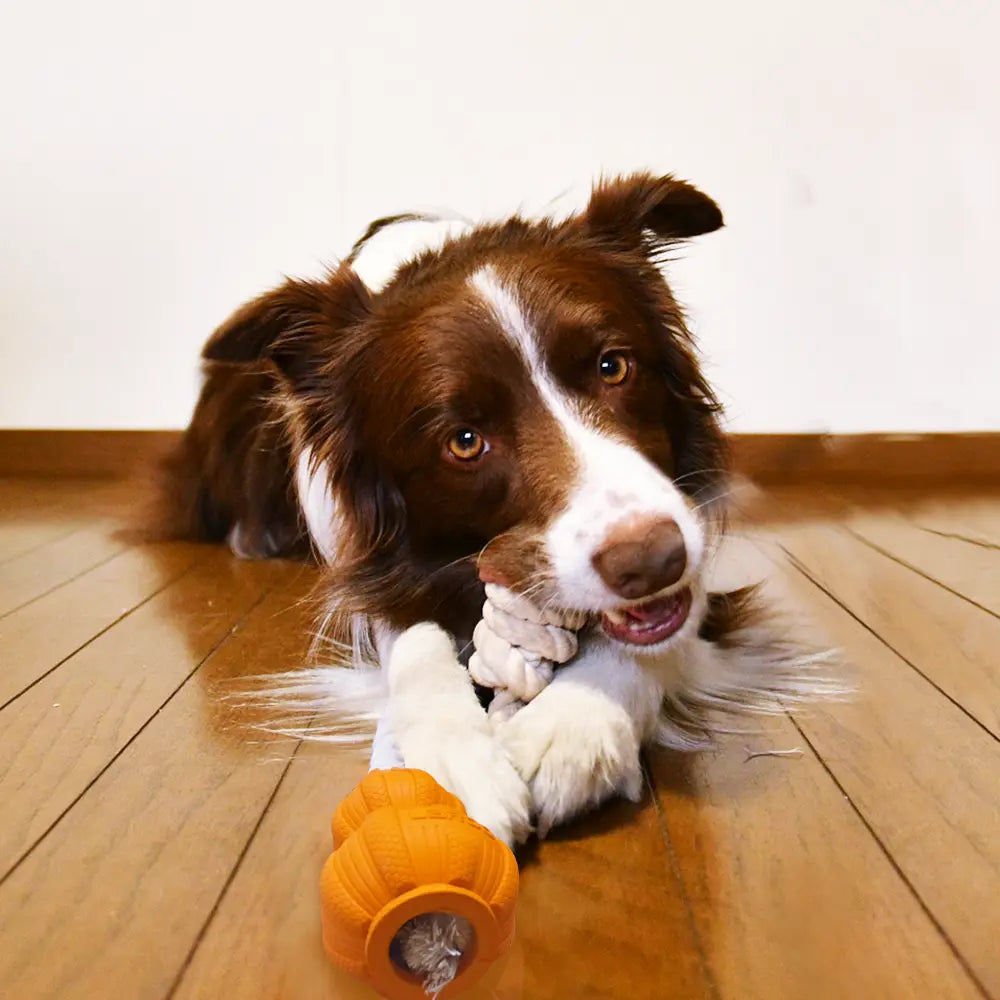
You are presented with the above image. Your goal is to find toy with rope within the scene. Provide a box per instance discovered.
[319,586,582,998]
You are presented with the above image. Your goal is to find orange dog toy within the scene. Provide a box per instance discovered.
[320,768,519,999]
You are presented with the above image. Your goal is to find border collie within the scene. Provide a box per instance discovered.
[164,172,834,844]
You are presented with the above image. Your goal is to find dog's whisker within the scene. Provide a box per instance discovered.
[692,489,736,514]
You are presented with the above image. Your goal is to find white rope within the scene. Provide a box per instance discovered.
[469,584,585,715]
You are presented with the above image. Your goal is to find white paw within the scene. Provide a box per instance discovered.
[386,622,533,847]
[497,683,643,837]
[386,622,462,690]
[399,725,533,847]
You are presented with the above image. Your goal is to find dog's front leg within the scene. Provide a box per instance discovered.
[496,635,671,835]
[384,623,533,847]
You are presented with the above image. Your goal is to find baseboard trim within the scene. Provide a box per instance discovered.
[0,429,997,485]
[728,432,999,485]
[0,430,180,479]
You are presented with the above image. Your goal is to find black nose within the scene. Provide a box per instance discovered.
[591,516,687,600]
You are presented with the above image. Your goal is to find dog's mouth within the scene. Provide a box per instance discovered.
[600,588,692,647]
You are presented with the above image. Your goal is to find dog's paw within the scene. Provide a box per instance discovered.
[498,684,643,837]
[401,727,533,847]
[386,622,533,847]
[448,735,534,847]
[387,622,461,691]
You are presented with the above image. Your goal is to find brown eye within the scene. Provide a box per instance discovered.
[598,350,631,386]
[447,428,487,462]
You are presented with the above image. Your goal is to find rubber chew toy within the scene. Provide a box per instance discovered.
[319,721,519,998]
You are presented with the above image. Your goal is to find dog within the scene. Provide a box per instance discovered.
[164,172,834,844]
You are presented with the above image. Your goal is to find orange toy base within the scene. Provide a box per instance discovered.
[320,769,519,1000]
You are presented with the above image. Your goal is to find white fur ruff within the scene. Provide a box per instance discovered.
[240,593,844,844]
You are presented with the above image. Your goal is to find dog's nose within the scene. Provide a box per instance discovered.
[591,516,687,600]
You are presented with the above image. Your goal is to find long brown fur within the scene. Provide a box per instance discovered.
[163,173,730,640]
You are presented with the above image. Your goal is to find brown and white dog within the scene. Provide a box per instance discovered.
[165,172,833,844]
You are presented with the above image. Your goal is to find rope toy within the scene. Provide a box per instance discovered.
[470,583,587,721]
[320,587,585,998]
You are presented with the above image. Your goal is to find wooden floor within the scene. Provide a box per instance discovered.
[1,476,999,1000]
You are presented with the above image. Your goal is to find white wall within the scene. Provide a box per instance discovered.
[1,0,997,432]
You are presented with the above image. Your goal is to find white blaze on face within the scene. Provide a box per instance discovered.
[469,266,704,612]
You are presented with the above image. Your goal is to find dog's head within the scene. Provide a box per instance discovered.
[206,173,728,648]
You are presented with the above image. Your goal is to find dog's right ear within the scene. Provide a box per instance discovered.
[202,267,371,389]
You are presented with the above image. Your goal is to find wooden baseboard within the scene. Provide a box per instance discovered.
[0,429,997,486]
[0,430,180,479]
[728,432,999,486]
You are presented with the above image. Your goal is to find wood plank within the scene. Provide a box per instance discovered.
[171,749,712,1000]
[745,535,1000,996]
[0,541,203,709]
[0,522,129,617]
[848,515,1000,616]
[0,480,84,521]
[0,550,298,877]
[496,782,712,1000]
[166,742,374,1000]
[647,715,983,1000]
[0,477,121,522]
[728,483,943,531]
[0,521,83,565]
[0,476,162,535]
[775,522,1000,739]
[908,496,1000,549]
[0,575,318,1000]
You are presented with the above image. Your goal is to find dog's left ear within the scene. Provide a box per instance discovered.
[584,172,723,245]
[202,266,371,392]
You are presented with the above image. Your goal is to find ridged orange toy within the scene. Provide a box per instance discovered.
[320,768,519,999]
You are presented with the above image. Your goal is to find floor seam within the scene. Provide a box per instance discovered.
[844,525,999,621]
[0,578,278,888]
[911,523,1000,552]
[0,540,132,621]
[0,554,204,714]
[0,523,84,568]
[163,738,304,1000]
[643,754,722,1000]
[788,714,991,1000]
[779,545,1000,746]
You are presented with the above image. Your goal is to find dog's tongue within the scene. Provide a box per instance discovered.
[602,588,692,646]
[625,596,676,623]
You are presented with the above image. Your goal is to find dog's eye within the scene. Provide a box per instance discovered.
[598,350,631,386]
[447,428,487,462]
